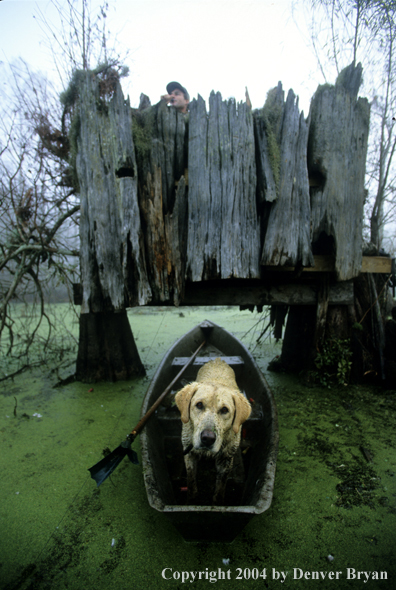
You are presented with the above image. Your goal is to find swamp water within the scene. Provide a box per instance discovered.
[0,306,395,589]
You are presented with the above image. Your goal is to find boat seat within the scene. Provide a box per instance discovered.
[171,355,244,377]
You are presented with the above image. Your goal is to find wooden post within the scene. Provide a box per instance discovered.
[76,71,149,381]
[280,306,317,372]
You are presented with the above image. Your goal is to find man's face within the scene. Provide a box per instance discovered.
[169,89,189,113]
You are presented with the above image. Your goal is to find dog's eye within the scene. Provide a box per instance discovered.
[219,406,229,415]
[196,401,204,410]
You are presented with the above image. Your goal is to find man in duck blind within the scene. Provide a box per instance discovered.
[161,81,189,114]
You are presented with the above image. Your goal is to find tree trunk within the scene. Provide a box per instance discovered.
[280,273,392,382]
[352,273,390,382]
[75,311,145,382]
[281,306,317,372]
[75,71,148,381]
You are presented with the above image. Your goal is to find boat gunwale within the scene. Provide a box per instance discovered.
[140,320,279,517]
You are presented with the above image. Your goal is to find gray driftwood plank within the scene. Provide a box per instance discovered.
[134,101,188,303]
[187,92,260,281]
[77,74,151,312]
[253,82,284,205]
[260,88,314,268]
[308,62,370,281]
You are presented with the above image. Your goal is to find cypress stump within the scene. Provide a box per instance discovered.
[75,70,148,380]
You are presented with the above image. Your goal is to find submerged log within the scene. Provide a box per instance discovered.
[187,93,260,281]
[308,62,370,280]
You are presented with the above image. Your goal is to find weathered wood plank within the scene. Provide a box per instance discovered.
[76,65,374,315]
[134,101,187,214]
[253,83,284,204]
[133,101,188,303]
[181,279,354,306]
[262,255,393,274]
[361,256,392,274]
[164,176,188,304]
[77,74,151,313]
[260,88,314,268]
[308,62,370,281]
[187,92,260,281]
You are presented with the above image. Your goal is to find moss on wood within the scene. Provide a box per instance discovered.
[131,107,155,163]
[256,86,285,198]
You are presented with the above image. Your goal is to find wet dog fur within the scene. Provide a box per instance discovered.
[175,357,251,504]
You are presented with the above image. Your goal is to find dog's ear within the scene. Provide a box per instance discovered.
[232,392,252,434]
[175,383,199,423]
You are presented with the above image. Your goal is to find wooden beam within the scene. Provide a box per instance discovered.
[361,256,392,273]
[181,279,354,307]
[262,255,392,274]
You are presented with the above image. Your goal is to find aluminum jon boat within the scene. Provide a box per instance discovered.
[139,320,279,542]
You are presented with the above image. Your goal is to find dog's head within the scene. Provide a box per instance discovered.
[175,381,251,454]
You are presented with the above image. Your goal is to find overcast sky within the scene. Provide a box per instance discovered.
[0,0,321,115]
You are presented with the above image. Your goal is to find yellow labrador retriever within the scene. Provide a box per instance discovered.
[175,357,251,504]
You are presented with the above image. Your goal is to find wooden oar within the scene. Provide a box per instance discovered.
[88,340,206,486]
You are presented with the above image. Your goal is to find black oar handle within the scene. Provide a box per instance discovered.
[128,339,206,440]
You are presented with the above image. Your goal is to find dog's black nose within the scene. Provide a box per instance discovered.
[200,430,216,447]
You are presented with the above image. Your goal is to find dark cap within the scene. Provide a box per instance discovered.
[166,81,189,101]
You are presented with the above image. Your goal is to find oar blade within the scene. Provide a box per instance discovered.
[88,438,139,486]
[126,447,139,465]
[88,445,128,487]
